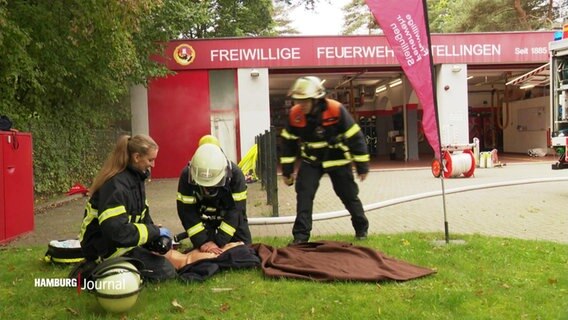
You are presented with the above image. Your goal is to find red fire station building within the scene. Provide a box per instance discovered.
[130,31,554,178]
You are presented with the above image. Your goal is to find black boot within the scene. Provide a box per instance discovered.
[355,232,368,240]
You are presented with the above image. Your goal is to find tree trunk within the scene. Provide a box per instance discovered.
[513,0,531,30]
[546,0,553,24]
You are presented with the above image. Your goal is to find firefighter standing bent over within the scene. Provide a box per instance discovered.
[280,76,371,243]
[176,139,252,255]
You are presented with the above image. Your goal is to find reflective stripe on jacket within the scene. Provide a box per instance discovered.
[79,166,161,260]
[280,98,370,176]
[176,161,248,249]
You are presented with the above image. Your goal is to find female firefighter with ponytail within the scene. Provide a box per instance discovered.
[77,134,176,282]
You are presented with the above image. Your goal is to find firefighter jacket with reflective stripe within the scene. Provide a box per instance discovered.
[79,165,160,261]
[280,98,370,177]
[176,161,248,249]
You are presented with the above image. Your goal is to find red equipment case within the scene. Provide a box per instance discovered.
[0,131,34,243]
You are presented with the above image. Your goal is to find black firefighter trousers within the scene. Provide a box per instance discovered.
[292,161,369,241]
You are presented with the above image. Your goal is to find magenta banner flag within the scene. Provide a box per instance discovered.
[365,0,440,158]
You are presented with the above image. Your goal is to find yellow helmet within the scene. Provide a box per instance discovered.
[190,143,228,187]
[92,260,143,313]
[288,76,326,99]
[198,134,220,147]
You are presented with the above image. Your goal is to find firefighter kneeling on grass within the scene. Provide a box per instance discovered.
[176,136,252,255]
[280,76,371,244]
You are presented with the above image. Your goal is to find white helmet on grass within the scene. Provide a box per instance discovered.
[91,259,143,313]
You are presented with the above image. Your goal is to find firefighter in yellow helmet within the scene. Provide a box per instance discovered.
[281,76,371,243]
[198,134,221,147]
[176,139,252,255]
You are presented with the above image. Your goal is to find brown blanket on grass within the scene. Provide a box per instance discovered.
[252,240,435,282]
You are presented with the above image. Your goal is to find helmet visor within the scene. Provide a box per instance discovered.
[191,165,227,187]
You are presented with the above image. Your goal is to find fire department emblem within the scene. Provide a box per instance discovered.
[173,44,196,66]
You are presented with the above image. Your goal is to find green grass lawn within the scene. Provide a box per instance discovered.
[1,233,566,319]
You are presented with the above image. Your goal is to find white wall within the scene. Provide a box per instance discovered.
[130,84,149,135]
[468,91,491,107]
[503,96,549,153]
[237,68,271,159]
[211,113,238,163]
[436,64,469,145]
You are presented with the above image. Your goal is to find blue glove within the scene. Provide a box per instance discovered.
[159,227,172,239]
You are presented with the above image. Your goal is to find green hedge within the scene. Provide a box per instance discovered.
[3,104,129,202]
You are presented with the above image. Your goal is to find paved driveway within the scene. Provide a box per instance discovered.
[6,162,568,247]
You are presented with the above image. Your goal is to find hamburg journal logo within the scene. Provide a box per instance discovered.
[173,44,196,66]
[34,275,125,295]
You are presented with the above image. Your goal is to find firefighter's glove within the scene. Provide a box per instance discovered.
[146,236,172,255]
[282,175,295,186]
[159,227,172,239]
[147,228,173,255]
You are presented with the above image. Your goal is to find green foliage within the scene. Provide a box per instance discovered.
[428,0,564,32]
[1,233,567,319]
[0,0,160,199]
[275,0,321,10]
[269,1,301,35]
[342,0,377,35]
[196,0,275,37]
[135,0,211,46]
[340,0,564,35]
[0,0,277,200]
[0,0,275,200]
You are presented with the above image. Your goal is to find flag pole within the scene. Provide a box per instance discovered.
[364,0,455,244]
[421,0,450,244]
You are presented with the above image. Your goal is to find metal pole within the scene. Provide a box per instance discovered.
[269,127,279,217]
[266,130,273,205]
[422,0,450,244]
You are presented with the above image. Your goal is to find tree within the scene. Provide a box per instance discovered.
[341,0,379,35]
[428,0,564,32]
[0,0,171,194]
[270,1,301,35]
[275,0,322,10]
[0,0,275,197]
[333,0,565,34]
[162,0,274,38]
